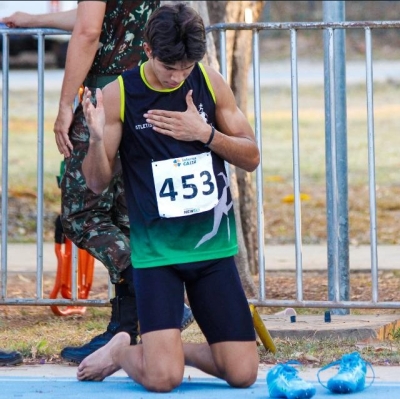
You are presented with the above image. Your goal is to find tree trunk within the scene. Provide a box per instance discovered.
[208,1,265,278]
[228,164,259,296]
[228,2,264,277]
[207,1,265,295]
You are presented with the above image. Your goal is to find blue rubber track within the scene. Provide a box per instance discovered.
[1,376,400,398]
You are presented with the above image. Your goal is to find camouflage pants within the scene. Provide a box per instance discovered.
[60,96,131,284]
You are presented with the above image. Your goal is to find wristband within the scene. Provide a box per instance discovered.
[204,125,215,147]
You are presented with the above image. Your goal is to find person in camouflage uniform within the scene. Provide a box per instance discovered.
[3,0,193,364]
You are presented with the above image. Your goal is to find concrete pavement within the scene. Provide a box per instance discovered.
[248,59,400,88]
[2,59,400,92]
[2,242,108,275]
[264,244,400,271]
[3,242,400,273]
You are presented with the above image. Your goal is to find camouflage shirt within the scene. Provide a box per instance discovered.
[78,0,159,76]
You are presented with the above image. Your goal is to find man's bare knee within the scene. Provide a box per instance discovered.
[211,342,259,388]
[225,366,258,388]
[139,330,184,392]
[220,350,259,387]
[142,369,183,392]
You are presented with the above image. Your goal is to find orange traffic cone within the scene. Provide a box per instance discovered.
[49,216,95,316]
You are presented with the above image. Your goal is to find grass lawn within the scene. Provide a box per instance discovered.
[246,80,400,245]
[4,89,62,199]
[3,79,400,197]
[248,82,400,186]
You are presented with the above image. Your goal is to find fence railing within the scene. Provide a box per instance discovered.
[207,21,400,310]
[1,21,400,309]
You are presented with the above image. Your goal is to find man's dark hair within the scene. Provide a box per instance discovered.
[144,3,206,64]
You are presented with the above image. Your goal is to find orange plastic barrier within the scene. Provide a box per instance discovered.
[50,238,95,316]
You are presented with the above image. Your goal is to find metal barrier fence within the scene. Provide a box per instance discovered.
[1,27,110,307]
[207,21,400,310]
[1,21,400,309]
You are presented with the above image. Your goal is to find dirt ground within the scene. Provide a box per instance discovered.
[1,268,400,366]
[3,268,400,324]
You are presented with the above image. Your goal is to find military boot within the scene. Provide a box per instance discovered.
[60,296,138,364]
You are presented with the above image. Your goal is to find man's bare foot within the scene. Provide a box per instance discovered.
[77,332,130,381]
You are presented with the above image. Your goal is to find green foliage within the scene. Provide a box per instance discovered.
[389,327,400,341]
[259,336,400,366]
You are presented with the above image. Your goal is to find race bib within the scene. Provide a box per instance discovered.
[152,152,218,218]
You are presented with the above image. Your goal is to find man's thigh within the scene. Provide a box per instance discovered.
[184,257,256,344]
[133,266,185,335]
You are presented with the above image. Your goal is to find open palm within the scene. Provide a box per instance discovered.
[82,87,106,142]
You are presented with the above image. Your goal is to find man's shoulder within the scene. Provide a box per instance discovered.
[103,78,120,97]
[200,63,223,82]
[199,63,226,94]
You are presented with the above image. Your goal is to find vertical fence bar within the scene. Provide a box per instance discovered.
[323,2,350,315]
[219,30,227,79]
[71,96,81,301]
[218,29,230,184]
[364,27,379,303]
[72,244,78,301]
[1,32,10,300]
[36,32,45,299]
[252,30,266,301]
[327,28,341,302]
[289,29,303,301]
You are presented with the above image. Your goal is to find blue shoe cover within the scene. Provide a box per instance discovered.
[267,362,316,399]
[317,351,375,394]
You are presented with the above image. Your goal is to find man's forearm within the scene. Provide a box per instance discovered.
[58,2,104,109]
[58,27,100,108]
[82,140,114,194]
[15,10,76,30]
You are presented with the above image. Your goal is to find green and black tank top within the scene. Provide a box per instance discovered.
[118,62,238,268]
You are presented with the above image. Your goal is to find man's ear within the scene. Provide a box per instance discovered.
[143,42,152,58]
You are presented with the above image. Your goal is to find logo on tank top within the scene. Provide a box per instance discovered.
[135,123,153,130]
[198,103,208,123]
[195,171,232,249]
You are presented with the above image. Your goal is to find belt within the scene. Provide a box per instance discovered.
[83,74,119,89]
